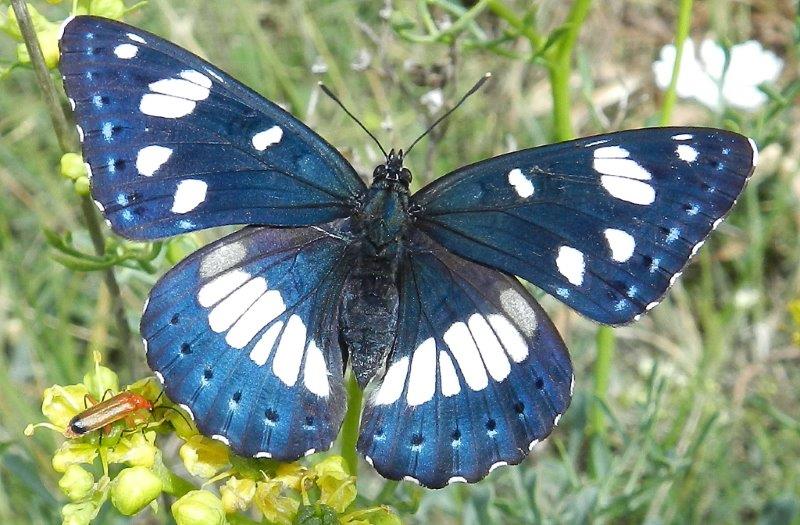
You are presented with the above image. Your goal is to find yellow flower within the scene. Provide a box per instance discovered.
[313,456,357,513]
[171,490,227,525]
[273,462,308,491]
[106,431,158,468]
[52,442,98,473]
[220,476,256,514]
[42,384,90,429]
[253,479,300,525]
[83,362,119,400]
[110,466,162,516]
[89,0,125,19]
[179,435,230,479]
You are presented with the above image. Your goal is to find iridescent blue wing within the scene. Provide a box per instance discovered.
[59,16,365,240]
[412,128,756,324]
[358,231,573,488]
[142,220,353,459]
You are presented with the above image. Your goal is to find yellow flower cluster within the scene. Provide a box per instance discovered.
[28,356,400,524]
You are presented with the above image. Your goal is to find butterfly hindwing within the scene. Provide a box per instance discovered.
[413,128,756,324]
[59,16,365,240]
[358,230,573,488]
[141,220,352,459]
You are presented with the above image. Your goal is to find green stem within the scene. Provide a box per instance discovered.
[11,0,133,355]
[659,0,693,126]
[486,0,544,49]
[590,326,615,437]
[548,0,593,142]
[341,373,363,476]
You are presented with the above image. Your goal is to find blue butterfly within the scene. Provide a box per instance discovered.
[59,15,757,488]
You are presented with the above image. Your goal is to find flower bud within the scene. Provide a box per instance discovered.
[179,435,230,479]
[74,176,91,196]
[83,364,119,400]
[60,153,86,180]
[165,236,199,265]
[110,466,162,516]
[171,490,226,525]
[59,464,94,501]
[295,503,338,525]
[220,476,256,514]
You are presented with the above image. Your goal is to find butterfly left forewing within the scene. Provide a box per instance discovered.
[412,127,756,324]
[142,221,352,459]
[59,16,365,240]
[358,230,573,488]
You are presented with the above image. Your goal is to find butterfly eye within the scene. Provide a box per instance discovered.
[400,168,412,184]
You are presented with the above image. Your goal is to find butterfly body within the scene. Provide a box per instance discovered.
[59,16,756,488]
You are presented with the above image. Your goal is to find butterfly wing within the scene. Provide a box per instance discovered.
[59,16,365,240]
[358,230,573,488]
[142,220,353,459]
[412,128,756,324]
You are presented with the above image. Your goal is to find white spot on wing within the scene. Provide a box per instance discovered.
[272,315,307,387]
[140,94,196,118]
[407,338,436,406]
[198,269,251,308]
[600,176,656,205]
[148,78,210,101]
[127,33,146,44]
[594,157,651,180]
[489,461,508,473]
[171,179,207,213]
[180,69,212,88]
[507,168,534,198]
[178,404,195,421]
[113,43,138,59]
[556,246,585,286]
[672,133,692,140]
[676,144,699,163]
[448,476,468,484]
[251,126,283,151]
[443,322,488,391]
[468,314,511,382]
[604,228,635,262]
[439,351,460,396]
[375,356,409,405]
[211,434,229,445]
[303,341,329,397]
[136,145,173,176]
[249,321,283,366]
[207,276,267,332]
[254,452,272,458]
[57,15,75,42]
[487,314,528,362]
[748,137,759,166]
[76,125,84,142]
[593,146,629,159]
[226,290,286,349]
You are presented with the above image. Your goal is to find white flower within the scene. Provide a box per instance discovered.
[653,38,782,111]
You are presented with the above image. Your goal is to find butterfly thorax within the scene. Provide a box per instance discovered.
[340,151,411,387]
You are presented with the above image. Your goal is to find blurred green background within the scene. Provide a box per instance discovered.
[1,0,799,523]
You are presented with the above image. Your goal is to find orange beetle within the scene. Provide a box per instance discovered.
[64,391,154,438]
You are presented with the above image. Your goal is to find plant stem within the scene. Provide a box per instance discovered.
[341,373,363,476]
[548,0,593,142]
[11,0,133,355]
[659,0,693,126]
[590,325,614,437]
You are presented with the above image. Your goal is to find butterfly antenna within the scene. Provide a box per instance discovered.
[405,72,492,155]
[318,82,388,157]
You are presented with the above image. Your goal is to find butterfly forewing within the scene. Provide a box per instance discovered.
[141,221,352,459]
[358,230,573,488]
[413,128,756,324]
[59,16,365,240]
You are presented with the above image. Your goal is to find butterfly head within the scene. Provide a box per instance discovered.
[373,149,412,185]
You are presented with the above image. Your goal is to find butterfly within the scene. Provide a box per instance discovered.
[59,15,757,488]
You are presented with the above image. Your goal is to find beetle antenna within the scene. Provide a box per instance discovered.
[319,82,388,157]
[405,72,491,156]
